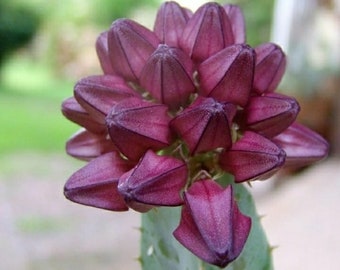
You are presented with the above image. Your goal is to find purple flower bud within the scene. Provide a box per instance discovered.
[253,43,286,94]
[64,152,133,211]
[173,180,251,268]
[106,97,172,161]
[74,75,139,123]
[220,131,286,182]
[66,129,116,161]
[273,122,329,167]
[223,4,246,44]
[139,44,195,109]
[118,150,187,212]
[61,97,106,134]
[154,1,191,47]
[96,31,116,75]
[245,93,300,138]
[171,97,236,154]
[108,19,159,82]
[198,44,255,106]
[179,2,234,63]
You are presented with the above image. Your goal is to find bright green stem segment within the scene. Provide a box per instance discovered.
[140,174,273,270]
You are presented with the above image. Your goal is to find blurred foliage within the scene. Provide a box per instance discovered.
[0,0,40,66]
[227,0,275,46]
[6,0,158,27]
[243,0,275,46]
[92,0,159,26]
[0,0,159,79]
[0,56,76,154]
[0,91,77,153]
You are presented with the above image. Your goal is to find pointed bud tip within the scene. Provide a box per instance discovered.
[108,19,159,81]
[118,150,187,208]
[154,1,191,47]
[245,93,300,138]
[106,98,172,160]
[174,180,251,267]
[220,131,286,182]
[180,2,234,62]
[64,152,131,211]
[198,44,255,106]
[171,97,236,154]
[273,122,329,167]
[253,42,286,94]
[139,44,195,109]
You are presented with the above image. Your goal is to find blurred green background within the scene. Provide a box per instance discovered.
[0,0,160,154]
[0,0,275,155]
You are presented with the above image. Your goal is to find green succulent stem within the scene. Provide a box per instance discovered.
[140,173,273,270]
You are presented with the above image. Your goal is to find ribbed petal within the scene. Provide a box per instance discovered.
[154,1,191,47]
[171,97,236,154]
[253,43,286,94]
[220,131,286,182]
[96,31,116,75]
[106,97,172,161]
[198,44,255,106]
[245,93,300,138]
[108,19,159,82]
[61,97,106,134]
[273,122,329,167]
[118,150,187,211]
[64,152,132,211]
[74,75,138,123]
[173,180,251,268]
[223,4,246,44]
[139,44,195,109]
[174,202,215,263]
[66,129,116,161]
[179,2,234,63]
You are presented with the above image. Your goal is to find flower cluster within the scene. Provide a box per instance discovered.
[62,2,329,268]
